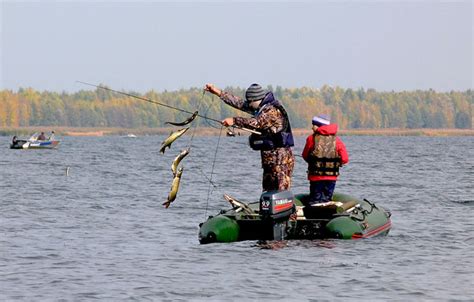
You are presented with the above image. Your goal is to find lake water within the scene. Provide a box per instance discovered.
[1,134,473,301]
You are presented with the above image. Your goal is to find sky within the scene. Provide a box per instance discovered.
[1,0,472,93]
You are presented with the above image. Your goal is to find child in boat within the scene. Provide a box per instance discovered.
[301,114,349,206]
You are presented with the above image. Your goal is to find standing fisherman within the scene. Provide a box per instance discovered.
[205,83,295,192]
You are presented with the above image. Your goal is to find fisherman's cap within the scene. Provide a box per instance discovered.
[245,83,267,102]
[312,114,331,126]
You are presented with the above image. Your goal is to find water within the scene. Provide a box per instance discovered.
[1,134,473,301]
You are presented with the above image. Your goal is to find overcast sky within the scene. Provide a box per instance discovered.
[1,0,472,93]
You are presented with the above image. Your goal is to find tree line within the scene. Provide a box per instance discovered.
[0,85,472,129]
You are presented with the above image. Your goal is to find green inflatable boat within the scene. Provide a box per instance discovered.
[199,191,391,244]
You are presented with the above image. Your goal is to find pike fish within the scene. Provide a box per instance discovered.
[223,194,255,215]
[163,167,183,209]
[171,148,190,176]
[160,127,189,154]
[165,111,198,126]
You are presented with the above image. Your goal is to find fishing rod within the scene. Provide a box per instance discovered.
[76,81,261,135]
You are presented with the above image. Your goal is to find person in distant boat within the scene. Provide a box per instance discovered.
[48,131,55,141]
[37,132,47,140]
[205,83,295,192]
[12,136,18,145]
[301,114,349,205]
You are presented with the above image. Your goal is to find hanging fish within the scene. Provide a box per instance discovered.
[171,148,190,176]
[159,127,189,154]
[165,111,199,126]
[163,167,183,208]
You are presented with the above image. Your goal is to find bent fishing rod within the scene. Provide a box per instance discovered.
[76,81,261,135]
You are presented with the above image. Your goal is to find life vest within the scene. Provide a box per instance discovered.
[307,134,341,176]
[248,103,294,151]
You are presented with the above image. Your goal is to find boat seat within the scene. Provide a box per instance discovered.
[302,201,358,219]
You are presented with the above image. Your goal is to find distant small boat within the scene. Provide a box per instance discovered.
[11,139,60,149]
[10,133,60,149]
[125,134,137,138]
[26,140,60,149]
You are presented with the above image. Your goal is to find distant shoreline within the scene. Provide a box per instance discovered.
[1,127,473,137]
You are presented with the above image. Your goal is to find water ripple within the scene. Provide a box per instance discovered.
[1,135,473,301]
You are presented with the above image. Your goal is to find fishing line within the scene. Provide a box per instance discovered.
[202,95,221,129]
[187,92,225,191]
[198,169,218,189]
[204,125,224,218]
[194,94,241,192]
[201,95,238,142]
[186,90,206,149]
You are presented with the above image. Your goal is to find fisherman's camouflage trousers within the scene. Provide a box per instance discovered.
[261,147,294,191]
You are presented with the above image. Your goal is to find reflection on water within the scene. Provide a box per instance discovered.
[1,135,473,301]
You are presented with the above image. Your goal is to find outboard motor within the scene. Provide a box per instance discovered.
[259,190,295,240]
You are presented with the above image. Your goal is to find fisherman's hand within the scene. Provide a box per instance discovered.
[204,83,222,97]
[221,117,234,127]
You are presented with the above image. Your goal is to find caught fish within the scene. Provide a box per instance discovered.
[160,127,189,154]
[165,111,198,126]
[171,148,190,176]
[223,194,255,215]
[163,167,183,209]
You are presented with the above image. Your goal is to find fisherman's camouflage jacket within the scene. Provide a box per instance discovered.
[220,91,294,191]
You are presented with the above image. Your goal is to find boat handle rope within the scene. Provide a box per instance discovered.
[348,200,377,222]
[363,198,378,212]
[349,210,366,222]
